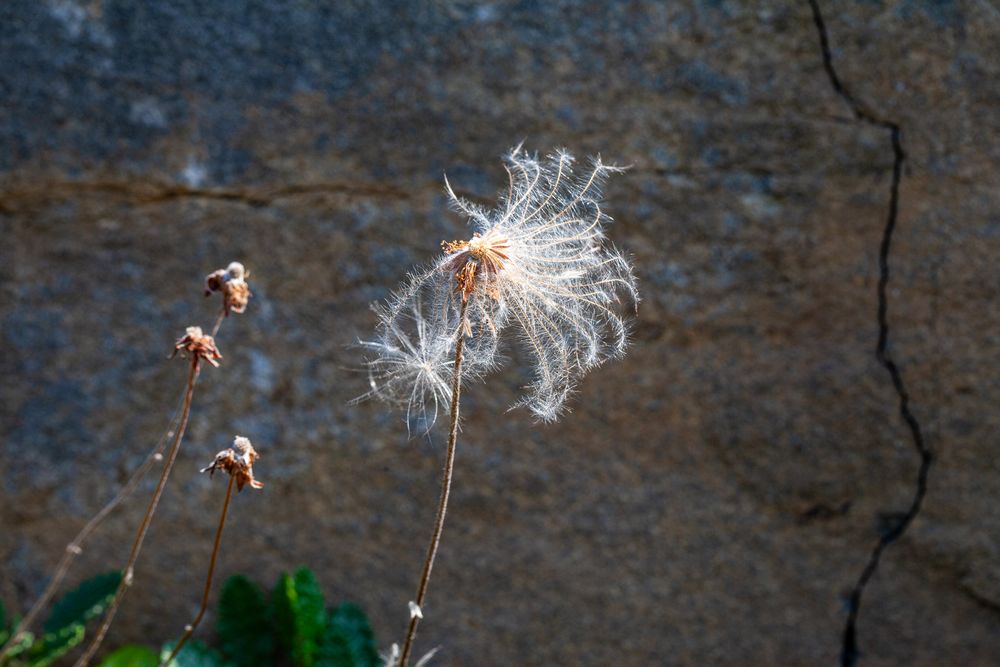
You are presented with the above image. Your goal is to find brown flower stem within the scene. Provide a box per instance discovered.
[160,473,235,666]
[398,298,469,667]
[0,394,186,661]
[74,357,203,667]
[210,308,225,338]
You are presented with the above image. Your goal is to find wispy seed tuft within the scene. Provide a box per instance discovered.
[362,146,638,424]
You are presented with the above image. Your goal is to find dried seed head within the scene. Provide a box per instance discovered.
[441,230,511,302]
[372,147,637,423]
[204,261,252,316]
[200,435,264,491]
[172,326,222,367]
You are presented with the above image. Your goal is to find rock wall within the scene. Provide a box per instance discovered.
[1,1,998,664]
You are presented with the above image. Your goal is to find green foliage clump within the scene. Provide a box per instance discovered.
[272,569,327,666]
[102,567,377,667]
[98,640,227,667]
[216,576,273,666]
[93,644,159,667]
[0,571,121,667]
[318,604,379,667]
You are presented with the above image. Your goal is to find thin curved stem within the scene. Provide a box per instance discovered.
[160,473,235,666]
[74,357,203,667]
[398,298,469,667]
[210,309,226,338]
[0,394,186,660]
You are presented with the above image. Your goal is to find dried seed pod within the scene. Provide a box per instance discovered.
[201,436,264,491]
[172,326,222,367]
[204,261,252,316]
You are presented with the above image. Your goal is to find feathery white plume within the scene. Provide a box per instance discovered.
[356,282,495,433]
[361,146,637,424]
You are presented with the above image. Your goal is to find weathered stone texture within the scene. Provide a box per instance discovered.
[2,1,998,664]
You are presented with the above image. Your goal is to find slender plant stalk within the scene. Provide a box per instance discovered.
[398,299,469,667]
[160,473,235,666]
[74,357,203,667]
[0,396,185,660]
[210,309,225,338]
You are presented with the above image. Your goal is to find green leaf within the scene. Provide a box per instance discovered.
[97,645,160,667]
[271,573,295,654]
[216,575,275,667]
[159,640,228,667]
[270,568,326,667]
[316,603,378,667]
[25,623,84,667]
[2,629,33,659]
[44,571,122,635]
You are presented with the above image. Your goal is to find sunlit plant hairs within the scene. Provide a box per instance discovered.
[355,285,497,434]
[360,145,637,666]
[365,145,638,426]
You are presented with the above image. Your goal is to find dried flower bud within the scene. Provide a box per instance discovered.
[200,435,264,491]
[204,261,252,316]
[172,326,222,367]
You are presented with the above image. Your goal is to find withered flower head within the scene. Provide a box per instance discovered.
[204,261,252,316]
[441,229,510,302]
[200,435,264,491]
[172,326,222,367]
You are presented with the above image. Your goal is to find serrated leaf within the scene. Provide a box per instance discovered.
[160,640,229,667]
[316,603,378,667]
[216,575,275,667]
[270,568,326,667]
[97,645,160,667]
[26,623,84,667]
[43,571,121,635]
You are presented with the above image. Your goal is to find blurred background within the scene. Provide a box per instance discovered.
[2,1,999,664]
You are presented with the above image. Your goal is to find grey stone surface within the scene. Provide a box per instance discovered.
[1,1,999,665]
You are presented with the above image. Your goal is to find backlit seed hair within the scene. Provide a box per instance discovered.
[366,146,637,423]
[355,285,497,433]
